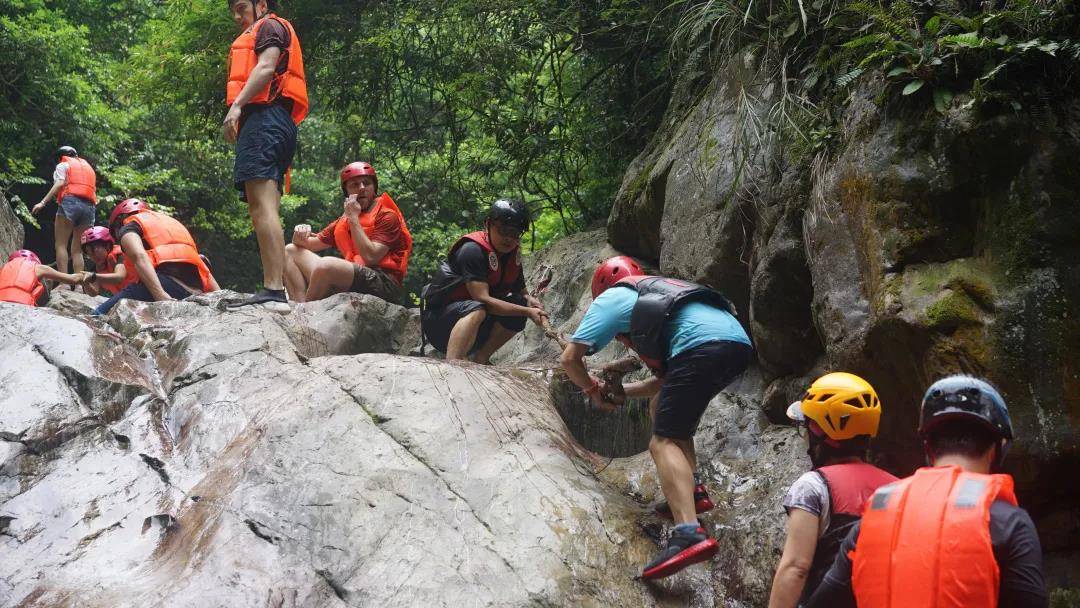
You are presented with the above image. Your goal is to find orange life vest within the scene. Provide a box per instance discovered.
[58,156,97,204]
[331,193,412,285]
[851,465,1017,608]
[121,211,216,293]
[0,258,45,306]
[100,245,137,293]
[226,14,309,125]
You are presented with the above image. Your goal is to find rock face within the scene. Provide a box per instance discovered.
[4,291,766,607]
[609,66,1080,595]
[0,193,25,256]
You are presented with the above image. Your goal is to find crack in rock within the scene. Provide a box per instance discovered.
[244,519,281,544]
[316,568,349,601]
[139,453,171,485]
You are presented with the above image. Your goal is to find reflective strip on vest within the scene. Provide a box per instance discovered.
[331,193,412,284]
[851,465,1017,608]
[0,258,44,306]
[226,14,309,125]
[58,156,97,204]
[121,211,215,293]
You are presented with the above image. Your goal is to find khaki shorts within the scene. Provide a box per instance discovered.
[351,265,402,303]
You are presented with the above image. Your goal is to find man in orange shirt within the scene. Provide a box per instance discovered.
[285,162,411,303]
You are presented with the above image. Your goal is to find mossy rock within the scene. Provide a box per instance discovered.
[924,289,983,332]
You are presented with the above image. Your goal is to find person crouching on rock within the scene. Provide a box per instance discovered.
[420,199,547,363]
[0,249,89,306]
[559,256,753,580]
[284,162,412,303]
[768,373,897,608]
[93,198,219,316]
[805,376,1048,608]
[76,226,136,297]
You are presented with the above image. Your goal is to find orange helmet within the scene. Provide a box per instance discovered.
[787,372,882,441]
[591,256,643,298]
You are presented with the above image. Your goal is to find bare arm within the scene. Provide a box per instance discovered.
[465,280,545,324]
[624,376,662,398]
[347,214,390,266]
[37,266,86,285]
[120,232,173,301]
[33,181,64,213]
[768,508,820,608]
[222,46,281,142]
[559,342,618,411]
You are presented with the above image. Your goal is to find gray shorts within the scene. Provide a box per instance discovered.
[351,265,402,303]
[56,195,95,227]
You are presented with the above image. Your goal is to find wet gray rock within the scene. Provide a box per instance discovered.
[1,295,723,607]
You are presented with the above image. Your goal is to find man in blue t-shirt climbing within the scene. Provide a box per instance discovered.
[559,255,753,580]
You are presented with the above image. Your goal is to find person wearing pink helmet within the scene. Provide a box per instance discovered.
[284,162,412,303]
[559,256,752,580]
[93,198,219,315]
[75,226,133,297]
[0,249,90,306]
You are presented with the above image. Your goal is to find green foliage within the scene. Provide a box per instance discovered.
[2,0,678,300]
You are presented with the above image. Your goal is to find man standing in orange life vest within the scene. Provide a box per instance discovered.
[0,249,89,307]
[285,162,412,303]
[420,199,548,363]
[806,376,1048,608]
[31,146,97,280]
[93,198,219,316]
[768,373,897,607]
[221,0,308,312]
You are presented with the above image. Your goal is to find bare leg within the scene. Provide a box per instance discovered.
[53,215,74,275]
[651,435,697,525]
[70,224,89,275]
[473,322,518,364]
[650,394,697,472]
[304,257,355,302]
[243,178,285,291]
[446,308,485,361]
[284,243,321,303]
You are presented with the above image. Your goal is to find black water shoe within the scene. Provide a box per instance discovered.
[641,525,718,580]
[225,289,290,314]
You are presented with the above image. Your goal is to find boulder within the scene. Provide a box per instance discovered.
[0,193,24,257]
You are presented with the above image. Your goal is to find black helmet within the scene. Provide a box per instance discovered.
[486,198,530,232]
[57,146,78,160]
[919,375,1013,466]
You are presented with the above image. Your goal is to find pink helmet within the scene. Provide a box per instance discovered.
[340,162,377,193]
[8,249,41,264]
[108,198,148,227]
[81,226,115,250]
[591,256,644,298]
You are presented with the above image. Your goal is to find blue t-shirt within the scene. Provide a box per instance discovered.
[571,286,750,359]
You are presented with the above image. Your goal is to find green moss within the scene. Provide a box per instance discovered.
[622,159,657,203]
[924,290,982,332]
[946,275,995,311]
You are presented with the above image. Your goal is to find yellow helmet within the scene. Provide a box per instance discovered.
[786,372,882,440]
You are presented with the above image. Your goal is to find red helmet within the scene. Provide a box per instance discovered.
[591,255,644,298]
[340,162,377,193]
[81,226,115,250]
[108,198,148,227]
[8,249,41,264]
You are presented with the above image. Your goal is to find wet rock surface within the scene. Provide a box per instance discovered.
[0,194,23,257]
[4,291,756,607]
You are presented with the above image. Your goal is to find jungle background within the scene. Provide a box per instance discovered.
[2,0,1077,303]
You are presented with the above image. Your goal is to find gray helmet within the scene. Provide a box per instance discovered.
[919,375,1013,469]
[486,198,530,232]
